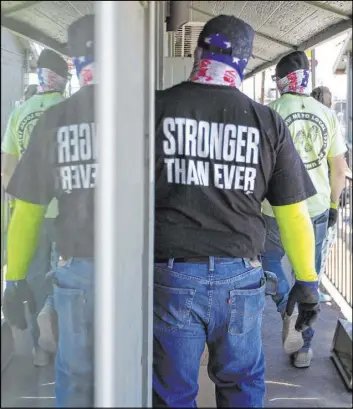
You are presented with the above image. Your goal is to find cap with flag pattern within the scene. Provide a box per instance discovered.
[275,51,310,79]
[37,49,69,79]
[196,15,254,79]
[67,14,95,58]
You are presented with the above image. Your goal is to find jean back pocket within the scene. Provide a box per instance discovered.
[153,283,196,333]
[228,280,266,335]
[53,284,86,336]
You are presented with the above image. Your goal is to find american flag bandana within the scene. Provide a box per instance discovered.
[276,69,311,96]
[37,68,67,94]
[72,55,95,87]
[189,33,248,89]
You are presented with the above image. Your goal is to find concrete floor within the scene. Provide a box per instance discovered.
[1,298,352,408]
[197,297,352,408]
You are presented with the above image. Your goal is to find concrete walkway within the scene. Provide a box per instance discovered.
[197,297,352,408]
[1,298,352,407]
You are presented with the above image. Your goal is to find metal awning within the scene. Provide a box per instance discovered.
[1,1,352,77]
[1,1,94,56]
[189,1,352,78]
[333,31,352,74]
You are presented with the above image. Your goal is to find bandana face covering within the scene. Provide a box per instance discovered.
[189,33,248,89]
[72,55,96,87]
[276,69,311,96]
[37,68,67,94]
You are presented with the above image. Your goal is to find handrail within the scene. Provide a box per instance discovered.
[325,172,352,308]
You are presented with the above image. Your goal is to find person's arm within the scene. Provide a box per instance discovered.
[5,116,55,282]
[272,201,316,283]
[3,109,58,330]
[266,113,318,283]
[328,113,348,204]
[266,112,320,327]
[326,113,348,226]
[6,200,46,280]
[328,154,348,205]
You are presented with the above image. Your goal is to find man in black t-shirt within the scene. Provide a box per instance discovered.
[4,15,96,407]
[153,15,321,407]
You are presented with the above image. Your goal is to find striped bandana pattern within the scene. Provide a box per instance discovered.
[276,69,311,96]
[189,33,248,88]
[37,68,67,93]
[72,55,95,87]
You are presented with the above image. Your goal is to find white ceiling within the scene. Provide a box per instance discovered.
[1,1,352,78]
[189,1,352,77]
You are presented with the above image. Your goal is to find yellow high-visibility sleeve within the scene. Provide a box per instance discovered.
[6,199,46,281]
[272,201,318,283]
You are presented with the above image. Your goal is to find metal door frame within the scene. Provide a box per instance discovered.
[95,1,156,406]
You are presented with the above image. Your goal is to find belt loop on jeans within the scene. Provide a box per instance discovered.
[209,256,215,272]
[168,258,174,269]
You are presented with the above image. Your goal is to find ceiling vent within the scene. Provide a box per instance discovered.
[173,22,204,57]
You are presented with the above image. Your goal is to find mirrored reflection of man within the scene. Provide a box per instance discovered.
[154,16,321,407]
[1,49,69,367]
[262,52,348,369]
[3,14,96,407]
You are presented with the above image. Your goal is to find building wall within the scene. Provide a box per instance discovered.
[163,57,193,89]
[1,28,25,139]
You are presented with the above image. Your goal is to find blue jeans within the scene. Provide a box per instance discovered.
[27,218,57,346]
[153,257,266,408]
[261,210,329,351]
[53,258,94,407]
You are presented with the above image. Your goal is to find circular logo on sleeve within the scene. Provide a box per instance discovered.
[18,111,43,155]
[284,112,328,170]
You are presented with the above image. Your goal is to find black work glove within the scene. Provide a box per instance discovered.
[286,281,320,332]
[3,280,36,330]
[328,208,338,228]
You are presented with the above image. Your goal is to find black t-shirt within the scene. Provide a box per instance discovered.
[154,82,316,259]
[7,85,96,258]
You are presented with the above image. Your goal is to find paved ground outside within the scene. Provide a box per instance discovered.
[1,298,352,407]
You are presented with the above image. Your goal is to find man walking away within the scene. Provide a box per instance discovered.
[154,16,321,408]
[3,14,96,407]
[2,49,69,367]
[262,52,348,369]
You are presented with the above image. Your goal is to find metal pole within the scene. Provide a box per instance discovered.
[260,71,265,104]
[141,1,156,406]
[253,74,256,101]
[95,1,155,406]
[311,48,316,90]
[1,187,6,300]
[346,51,352,150]
[155,0,164,90]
